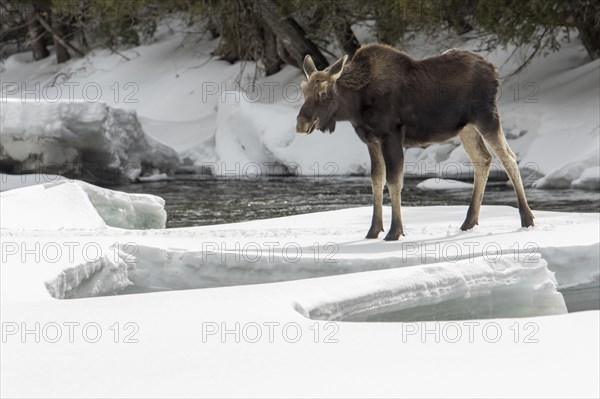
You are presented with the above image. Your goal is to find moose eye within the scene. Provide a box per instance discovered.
[319,91,327,100]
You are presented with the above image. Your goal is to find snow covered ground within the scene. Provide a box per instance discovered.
[1,21,598,188]
[1,180,599,397]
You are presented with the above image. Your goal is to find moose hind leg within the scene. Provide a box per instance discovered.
[366,142,385,238]
[476,122,535,227]
[460,125,492,230]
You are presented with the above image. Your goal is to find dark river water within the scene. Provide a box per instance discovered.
[116,175,599,228]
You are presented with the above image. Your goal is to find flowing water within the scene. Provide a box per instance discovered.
[116,175,599,228]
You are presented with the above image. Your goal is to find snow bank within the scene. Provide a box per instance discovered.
[210,96,367,176]
[506,59,600,189]
[417,178,474,191]
[188,44,599,185]
[76,180,167,229]
[0,181,107,231]
[116,206,598,295]
[0,179,166,230]
[2,292,597,399]
[184,35,598,186]
[573,166,600,190]
[45,253,132,299]
[2,24,597,189]
[0,100,180,183]
[535,148,600,189]
[295,254,565,321]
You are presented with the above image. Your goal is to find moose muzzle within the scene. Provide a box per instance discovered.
[296,116,318,134]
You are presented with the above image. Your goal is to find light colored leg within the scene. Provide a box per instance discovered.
[476,124,535,227]
[460,124,492,230]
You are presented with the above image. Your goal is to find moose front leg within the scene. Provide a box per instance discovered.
[366,142,385,238]
[382,135,405,241]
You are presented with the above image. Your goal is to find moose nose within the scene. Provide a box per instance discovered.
[296,116,310,134]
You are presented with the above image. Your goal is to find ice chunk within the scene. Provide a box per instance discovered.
[294,254,567,321]
[417,178,473,191]
[0,181,106,230]
[572,166,600,190]
[535,149,599,189]
[0,100,180,183]
[138,172,170,182]
[45,252,132,299]
[0,179,166,230]
[74,180,166,229]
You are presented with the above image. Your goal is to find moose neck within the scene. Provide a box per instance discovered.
[333,84,362,124]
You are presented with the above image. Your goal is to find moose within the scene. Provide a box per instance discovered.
[296,44,534,240]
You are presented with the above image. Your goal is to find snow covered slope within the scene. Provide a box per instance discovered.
[2,25,597,188]
[2,286,597,398]
[0,100,180,183]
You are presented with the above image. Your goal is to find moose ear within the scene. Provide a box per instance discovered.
[328,55,348,81]
[303,55,317,79]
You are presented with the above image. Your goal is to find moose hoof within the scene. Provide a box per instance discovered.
[520,211,535,228]
[365,226,384,239]
[383,231,403,241]
[460,220,478,231]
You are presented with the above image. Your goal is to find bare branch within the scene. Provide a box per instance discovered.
[36,14,84,57]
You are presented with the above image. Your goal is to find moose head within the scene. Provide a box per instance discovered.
[296,54,348,134]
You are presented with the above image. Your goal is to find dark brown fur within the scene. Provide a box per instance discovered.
[297,44,534,240]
